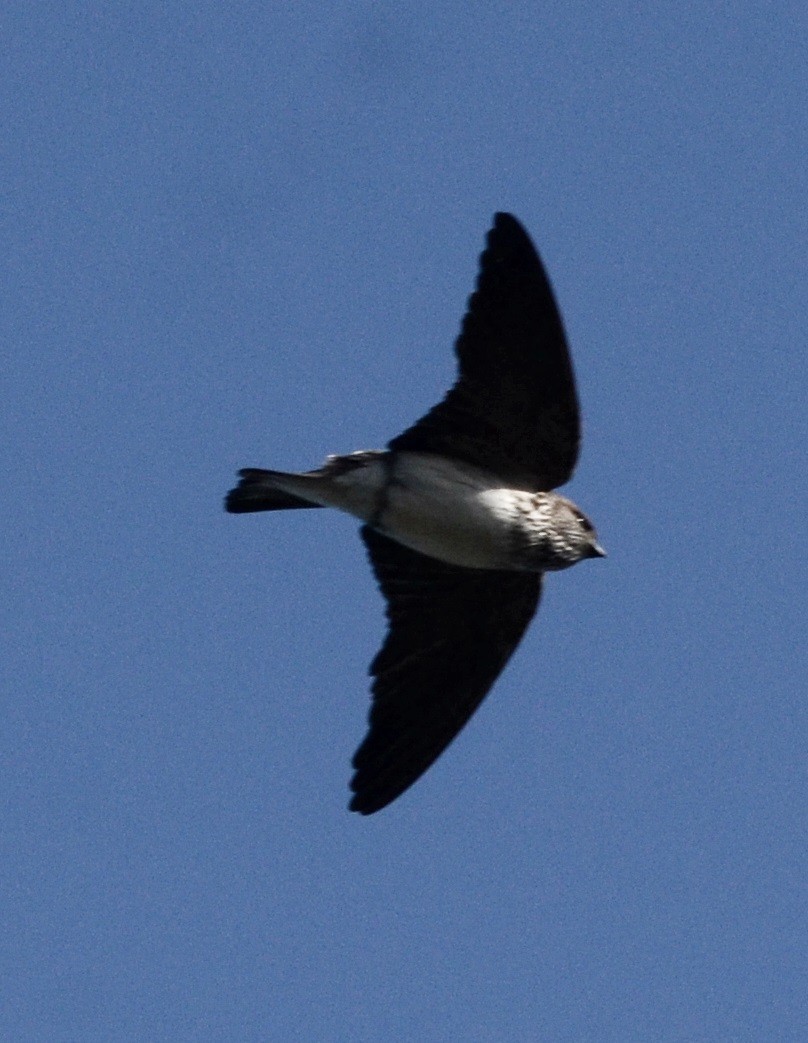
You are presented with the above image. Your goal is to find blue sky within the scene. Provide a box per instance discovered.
[3,3,806,1040]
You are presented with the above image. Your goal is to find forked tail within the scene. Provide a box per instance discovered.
[224,468,325,514]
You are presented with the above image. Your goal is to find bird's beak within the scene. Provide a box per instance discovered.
[589,542,607,559]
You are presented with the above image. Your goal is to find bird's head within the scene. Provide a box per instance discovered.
[523,493,606,571]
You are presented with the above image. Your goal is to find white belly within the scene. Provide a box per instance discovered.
[268,450,532,570]
[378,453,526,569]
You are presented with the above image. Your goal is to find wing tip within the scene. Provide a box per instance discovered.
[348,777,400,816]
[492,210,521,229]
[485,211,536,260]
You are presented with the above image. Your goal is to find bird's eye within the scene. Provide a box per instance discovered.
[576,514,593,532]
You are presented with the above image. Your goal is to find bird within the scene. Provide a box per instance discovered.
[225,212,604,815]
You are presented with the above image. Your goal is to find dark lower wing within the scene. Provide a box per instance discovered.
[389,212,580,490]
[350,526,542,814]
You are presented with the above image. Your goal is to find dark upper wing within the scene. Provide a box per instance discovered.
[389,212,580,490]
[350,525,542,815]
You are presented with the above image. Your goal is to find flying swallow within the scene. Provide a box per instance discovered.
[226,213,604,814]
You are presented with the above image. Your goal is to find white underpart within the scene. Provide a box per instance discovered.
[380,454,532,568]
[272,452,533,569]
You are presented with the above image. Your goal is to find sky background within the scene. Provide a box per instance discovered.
[3,3,806,1040]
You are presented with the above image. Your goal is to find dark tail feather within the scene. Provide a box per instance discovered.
[225,468,324,514]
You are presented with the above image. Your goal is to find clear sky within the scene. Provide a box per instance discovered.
[3,4,806,1040]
